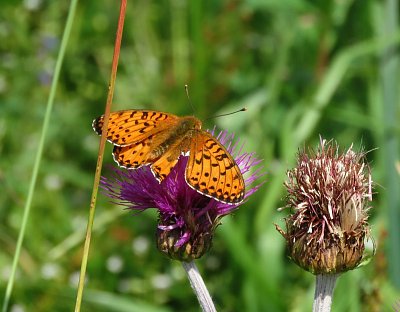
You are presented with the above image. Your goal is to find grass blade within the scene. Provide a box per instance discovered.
[1,1,79,311]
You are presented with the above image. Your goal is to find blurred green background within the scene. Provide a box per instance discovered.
[1,0,400,311]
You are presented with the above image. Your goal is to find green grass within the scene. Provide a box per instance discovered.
[1,0,399,311]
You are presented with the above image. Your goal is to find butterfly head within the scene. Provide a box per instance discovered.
[176,116,202,134]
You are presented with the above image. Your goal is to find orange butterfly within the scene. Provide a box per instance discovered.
[92,110,245,204]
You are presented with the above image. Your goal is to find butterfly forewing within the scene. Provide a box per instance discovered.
[186,131,245,204]
[92,110,179,146]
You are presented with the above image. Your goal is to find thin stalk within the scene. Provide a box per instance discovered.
[380,0,400,288]
[182,261,216,312]
[1,0,79,311]
[74,1,127,311]
[312,274,339,312]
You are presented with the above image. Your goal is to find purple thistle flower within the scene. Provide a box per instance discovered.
[101,130,264,261]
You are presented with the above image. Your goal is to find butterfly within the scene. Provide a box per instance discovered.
[92,110,245,204]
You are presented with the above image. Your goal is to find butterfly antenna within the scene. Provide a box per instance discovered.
[185,84,196,114]
[205,107,247,121]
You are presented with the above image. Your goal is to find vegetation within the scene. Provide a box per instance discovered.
[1,1,399,311]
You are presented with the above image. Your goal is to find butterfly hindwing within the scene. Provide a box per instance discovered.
[150,145,183,182]
[113,140,154,169]
[186,131,245,204]
[93,110,179,146]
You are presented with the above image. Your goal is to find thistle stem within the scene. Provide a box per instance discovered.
[312,274,339,312]
[182,261,216,312]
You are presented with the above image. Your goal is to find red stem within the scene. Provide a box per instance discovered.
[74,1,127,311]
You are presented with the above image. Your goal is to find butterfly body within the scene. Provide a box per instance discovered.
[93,110,245,204]
[149,116,201,159]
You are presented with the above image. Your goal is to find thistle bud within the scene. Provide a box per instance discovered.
[277,138,373,274]
[156,223,214,262]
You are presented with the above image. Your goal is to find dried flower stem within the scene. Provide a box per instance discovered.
[312,274,339,312]
[182,261,217,312]
[74,1,126,311]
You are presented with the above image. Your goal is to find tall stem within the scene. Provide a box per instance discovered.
[380,0,400,288]
[74,1,127,311]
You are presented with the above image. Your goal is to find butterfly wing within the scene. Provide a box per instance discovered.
[92,110,179,146]
[150,144,184,182]
[113,140,154,169]
[186,131,245,204]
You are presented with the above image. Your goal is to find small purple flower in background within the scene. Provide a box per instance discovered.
[101,130,264,261]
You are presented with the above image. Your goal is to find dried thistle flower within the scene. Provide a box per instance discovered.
[277,138,373,274]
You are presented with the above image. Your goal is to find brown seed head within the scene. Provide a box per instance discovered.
[277,138,373,274]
